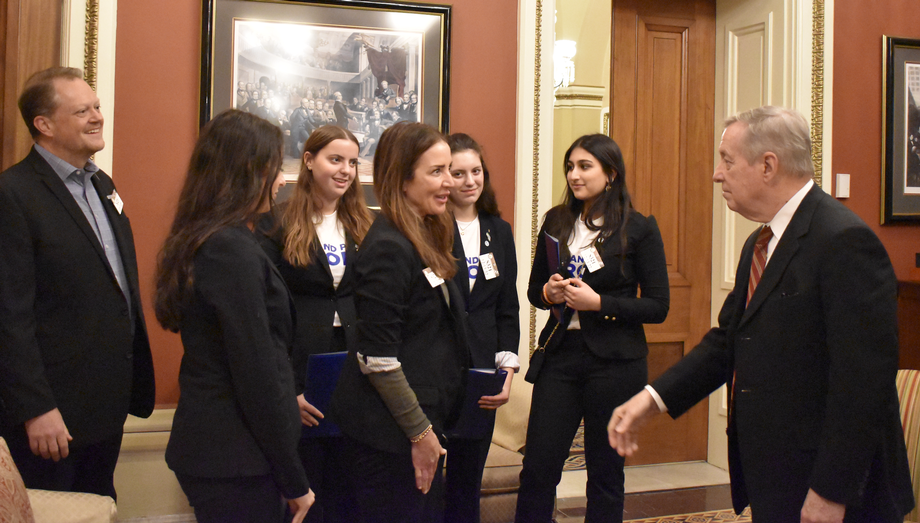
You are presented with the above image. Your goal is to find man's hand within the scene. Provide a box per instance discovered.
[800,489,845,523]
[296,394,324,427]
[287,488,315,523]
[24,408,72,461]
[607,390,660,457]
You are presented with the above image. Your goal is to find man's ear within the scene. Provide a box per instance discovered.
[761,151,778,182]
[33,115,54,139]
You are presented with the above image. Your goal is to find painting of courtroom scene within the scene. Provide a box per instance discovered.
[232,19,423,179]
[905,63,920,194]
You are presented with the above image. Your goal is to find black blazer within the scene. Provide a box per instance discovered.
[527,210,669,359]
[451,213,520,368]
[258,214,358,391]
[330,214,470,454]
[654,185,914,518]
[0,147,155,445]
[165,226,307,498]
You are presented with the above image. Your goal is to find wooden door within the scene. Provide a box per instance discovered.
[610,0,716,465]
[1,0,61,170]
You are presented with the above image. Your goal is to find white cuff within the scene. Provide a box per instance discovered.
[357,352,401,374]
[495,351,520,371]
[644,384,668,413]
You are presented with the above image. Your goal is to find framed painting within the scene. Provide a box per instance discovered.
[882,35,920,223]
[200,0,451,198]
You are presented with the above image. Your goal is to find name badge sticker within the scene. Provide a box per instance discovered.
[423,267,445,288]
[481,253,500,280]
[581,245,605,273]
[108,191,124,214]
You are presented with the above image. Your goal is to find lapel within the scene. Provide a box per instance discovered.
[340,231,357,287]
[316,237,334,282]
[452,221,472,306]
[468,213,494,306]
[92,173,140,299]
[30,149,115,280]
[740,184,821,325]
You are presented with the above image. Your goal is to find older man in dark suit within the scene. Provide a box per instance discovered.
[608,106,913,523]
[0,67,155,499]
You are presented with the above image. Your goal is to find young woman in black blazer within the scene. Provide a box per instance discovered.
[330,122,470,523]
[259,125,373,522]
[444,133,520,523]
[154,110,314,523]
[515,134,669,523]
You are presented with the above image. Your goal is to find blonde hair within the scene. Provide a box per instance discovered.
[374,122,456,279]
[282,125,373,267]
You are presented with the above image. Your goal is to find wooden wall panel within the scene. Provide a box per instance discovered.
[1,0,61,170]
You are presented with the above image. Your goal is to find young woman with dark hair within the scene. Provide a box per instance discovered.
[258,124,373,522]
[515,134,669,523]
[330,121,470,523]
[444,133,520,523]
[155,109,314,523]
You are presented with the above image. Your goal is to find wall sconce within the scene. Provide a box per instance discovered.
[554,39,577,90]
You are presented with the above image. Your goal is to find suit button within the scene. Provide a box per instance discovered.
[122,309,129,317]
[126,352,133,360]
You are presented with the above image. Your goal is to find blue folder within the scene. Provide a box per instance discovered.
[445,368,509,440]
[301,351,347,438]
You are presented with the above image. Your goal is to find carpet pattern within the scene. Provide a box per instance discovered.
[563,421,586,471]
[625,507,752,523]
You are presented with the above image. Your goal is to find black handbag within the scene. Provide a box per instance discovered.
[524,319,562,384]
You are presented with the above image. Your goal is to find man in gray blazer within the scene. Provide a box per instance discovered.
[608,106,913,523]
[0,67,155,499]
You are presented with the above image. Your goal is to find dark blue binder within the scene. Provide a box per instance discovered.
[445,368,509,440]
[302,351,347,438]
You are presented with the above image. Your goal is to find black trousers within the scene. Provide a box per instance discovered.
[301,328,354,523]
[444,417,495,523]
[514,330,647,523]
[6,428,122,500]
[340,434,445,523]
[299,436,354,523]
[176,473,288,523]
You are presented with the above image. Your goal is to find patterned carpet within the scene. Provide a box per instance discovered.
[625,507,752,523]
[563,421,586,471]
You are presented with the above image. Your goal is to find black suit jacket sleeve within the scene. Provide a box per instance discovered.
[494,218,520,356]
[188,231,307,498]
[0,183,55,423]
[808,224,900,503]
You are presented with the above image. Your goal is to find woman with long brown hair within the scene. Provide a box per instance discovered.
[155,109,313,522]
[515,134,669,523]
[330,122,469,522]
[258,124,372,522]
[444,133,520,523]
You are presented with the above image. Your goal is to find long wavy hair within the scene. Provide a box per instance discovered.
[374,122,456,279]
[281,125,372,267]
[155,110,283,332]
[544,134,633,265]
[446,132,500,217]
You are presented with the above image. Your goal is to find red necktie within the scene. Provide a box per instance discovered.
[746,225,773,307]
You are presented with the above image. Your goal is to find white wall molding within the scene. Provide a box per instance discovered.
[62,0,117,175]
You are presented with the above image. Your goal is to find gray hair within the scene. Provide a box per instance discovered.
[725,106,814,179]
